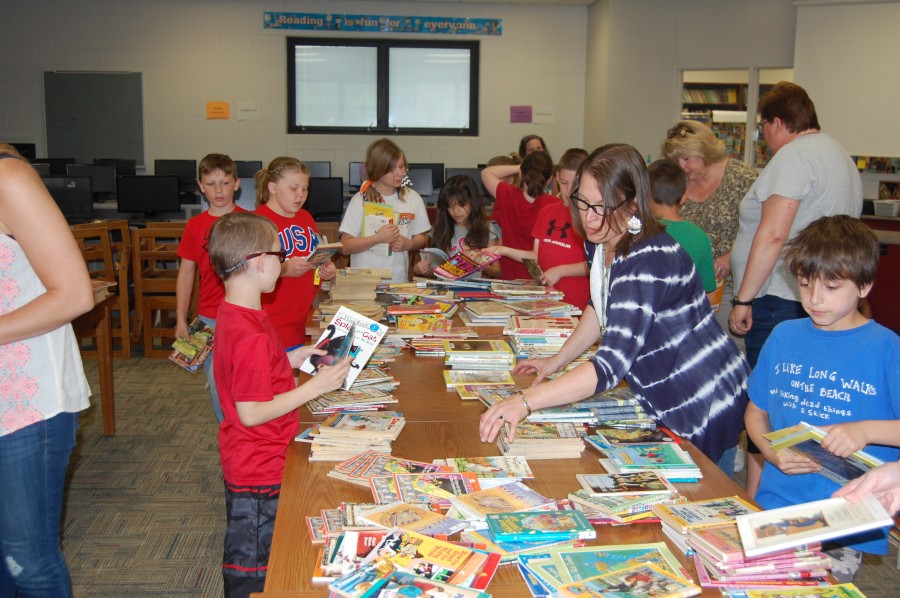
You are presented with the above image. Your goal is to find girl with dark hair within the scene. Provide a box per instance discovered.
[413,175,501,278]
[479,144,750,472]
[481,150,560,280]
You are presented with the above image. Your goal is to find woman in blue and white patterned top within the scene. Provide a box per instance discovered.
[479,144,750,471]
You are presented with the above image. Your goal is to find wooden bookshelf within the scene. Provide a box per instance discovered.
[681,83,746,112]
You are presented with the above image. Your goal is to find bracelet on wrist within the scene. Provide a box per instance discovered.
[731,296,753,307]
[518,392,532,416]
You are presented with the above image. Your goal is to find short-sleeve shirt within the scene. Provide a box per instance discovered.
[659,219,716,293]
[530,202,589,309]
[338,188,431,283]
[178,207,245,319]
[214,301,298,487]
[492,181,561,280]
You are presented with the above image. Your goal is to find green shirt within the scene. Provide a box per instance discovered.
[659,219,717,293]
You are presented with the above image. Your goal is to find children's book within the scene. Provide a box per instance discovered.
[306,241,343,266]
[443,369,515,389]
[461,531,577,565]
[363,202,394,256]
[300,306,388,390]
[395,314,452,332]
[359,502,469,536]
[653,496,759,534]
[549,541,690,585]
[425,238,501,281]
[504,315,578,337]
[361,528,501,590]
[691,553,824,590]
[449,481,555,522]
[522,258,545,284]
[686,522,821,565]
[168,318,214,373]
[736,495,894,558]
[319,529,390,579]
[743,583,869,597]
[340,502,383,531]
[455,383,517,401]
[555,561,702,598]
[602,443,697,469]
[306,515,327,544]
[765,422,885,485]
[392,471,482,509]
[330,557,492,598]
[587,426,677,447]
[433,456,534,485]
[485,509,596,542]
[575,471,677,496]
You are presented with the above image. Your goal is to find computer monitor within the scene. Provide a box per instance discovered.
[408,162,444,190]
[11,143,36,162]
[32,163,51,177]
[33,158,75,175]
[67,163,117,197]
[94,158,136,176]
[235,160,262,178]
[201,177,257,212]
[348,161,366,190]
[43,176,94,221]
[116,175,181,216]
[304,161,331,178]
[154,159,197,189]
[306,177,345,222]
[445,167,489,197]
[406,168,434,199]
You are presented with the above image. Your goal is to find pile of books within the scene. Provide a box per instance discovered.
[496,297,582,318]
[432,455,535,489]
[443,369,515,389]
[168,318,213,373]
[458,300,516,327]
[497,421,587,460]
[567,470,679,525]
[520,386,654,426]
[594,442,703,482]
[503,315,577,358]
[443,339,516,370]
[314,299,384,324]
[296,411,406,461]
[653,495,759,552]
[387,296,458,333]
[385,282,457,302]
[327,451,453,488]
[305,385,398,415]
[404,331,479,356]
[490,282,565,302]
[328,268,392,302]
[514,541,700,597]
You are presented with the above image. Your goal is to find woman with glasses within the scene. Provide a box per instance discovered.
[255,157,337,349]
[478,144,750,473]
[481,150,560,280]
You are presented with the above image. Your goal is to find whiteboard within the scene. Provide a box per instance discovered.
[43,71,144,165]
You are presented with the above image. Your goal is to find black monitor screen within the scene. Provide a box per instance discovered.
[304,161,331,178]
[94,158,136,176]
[154,159,197,187]
[116,175,181,214]
[67,163,117,196]
[11,143,36,162]
[409,162,444,189]
[348,161,366,189]
[406,169,434,198]
[235,160,262,178]
[43,176,93,220]
[306,177,344,221]
[445,167,488,196]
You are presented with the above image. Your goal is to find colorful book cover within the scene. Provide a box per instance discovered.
[432,238,500,281]
[359,502,468,536]
[443,369,515,388]
[392,471,482,509]
[549,542,690,585]
[588,426,675,446]
[603,443,696,469]
[330,558,492,598]
[322,530,390,578]
[300,306,388,390]
[395,313,452,332]
[449,481,555,521]
[485,509,596,542]
[767,422,885,485]
[575,471,676,496]
[455,383,516,401]
[654,496,759,533]
[363,202,394,256]
[691,553,823,590]
[555,561,701,598]
[434,456,534,481]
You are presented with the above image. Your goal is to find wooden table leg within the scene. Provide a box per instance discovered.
[96,299,116,435]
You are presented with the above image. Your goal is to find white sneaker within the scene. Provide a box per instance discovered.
[734,444,746,473]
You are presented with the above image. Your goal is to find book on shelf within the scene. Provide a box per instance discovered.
[555,560,701,598]
[300,306,388,390]
[653,495,759,534]
[736,495,894,558]
[485,509,596,543]
[363,202,394,257]
[443,369,515,389]
[305,241,342,266]
[575,471,677,496]
[168,318,214,373]
[422,238,500,281]
[358,501,469,536]
[765,421,885,485]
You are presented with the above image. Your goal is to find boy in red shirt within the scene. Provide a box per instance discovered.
[208,212,350,598]
[176,153,244,421]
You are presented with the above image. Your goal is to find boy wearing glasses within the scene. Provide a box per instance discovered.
[208,212,350,598]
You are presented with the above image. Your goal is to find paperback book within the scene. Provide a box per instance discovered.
[305,241,343,266]
[653,495,759,534]
[329,558,492,598]
[443,369,515,389]
[392,471,482,509]
[359,501,469,536]
[555,561,701,598]
[485,509,596,542]
[300,306,388,390]
[433,456,534,487]
[449,481,555,523]
[423,238,500,281]
[169,318,214,373]
[548,541,690,586]
[363,202,394,257]
[575,471,677,496]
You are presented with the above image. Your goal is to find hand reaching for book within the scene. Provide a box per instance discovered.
[288,346,326,369]
[479,395,529,443]
[834,461,900,515]
[514,355,563,386]
[818,422,869,458]
[769,448,821,476]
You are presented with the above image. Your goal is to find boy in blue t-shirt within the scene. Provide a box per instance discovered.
[745,215,900,581]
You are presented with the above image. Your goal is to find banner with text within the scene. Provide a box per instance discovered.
[263,12,502,36]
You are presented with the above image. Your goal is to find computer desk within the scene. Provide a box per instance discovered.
[261,320,756,596]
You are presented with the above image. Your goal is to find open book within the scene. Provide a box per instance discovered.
[423,238,499,281]
[300,306,388,390]
[765,422,884,484]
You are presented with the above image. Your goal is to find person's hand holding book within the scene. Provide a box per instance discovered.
[834,461,900,515]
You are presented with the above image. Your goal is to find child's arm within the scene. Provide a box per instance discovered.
[281,256,317,278]
[745,402,820,475]
[340,225,400,255]
[175,258,198,341]
[481,165,519,198]
[542,261,588,287]
[819,420,900,458]
[482,244,536,264]
[235,358,352,427]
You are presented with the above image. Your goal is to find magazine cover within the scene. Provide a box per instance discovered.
[300,306,388,390]
[736,495,894,558]
[432,238,501,281]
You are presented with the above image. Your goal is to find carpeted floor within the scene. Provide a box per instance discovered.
[65,357,900,597]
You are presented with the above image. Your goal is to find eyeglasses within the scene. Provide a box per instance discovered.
[571,189,630,217]
[222,250,286,275]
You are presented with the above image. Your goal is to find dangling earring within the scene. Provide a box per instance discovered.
[627,214,642,235]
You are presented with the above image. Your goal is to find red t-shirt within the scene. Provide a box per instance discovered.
[531,202,589,309]
[214,301,298,487]
[177,207,245,318]
[255,204,320,348]
[492,181,560,280]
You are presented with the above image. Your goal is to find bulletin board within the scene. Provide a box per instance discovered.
[43,71,145,165]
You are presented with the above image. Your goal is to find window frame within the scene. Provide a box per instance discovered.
[286,37,480,136]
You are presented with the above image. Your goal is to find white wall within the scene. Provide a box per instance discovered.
[585,0,797,160]
[0,0,587,178]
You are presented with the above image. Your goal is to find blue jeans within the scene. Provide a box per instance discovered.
[199,315,223,423]
[0,412,78,598]
[745,294,806,369]
[715,445,737,481]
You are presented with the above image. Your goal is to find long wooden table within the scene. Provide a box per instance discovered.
[262,325,755,597]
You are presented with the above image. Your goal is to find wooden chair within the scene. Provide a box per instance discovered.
[70,227,116,357]
[72,220,132,358]
[131,224,186,357]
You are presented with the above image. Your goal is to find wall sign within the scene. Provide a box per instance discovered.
[264,12,502,36]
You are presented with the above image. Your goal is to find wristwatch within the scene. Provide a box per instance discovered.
[731,297,753,306]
